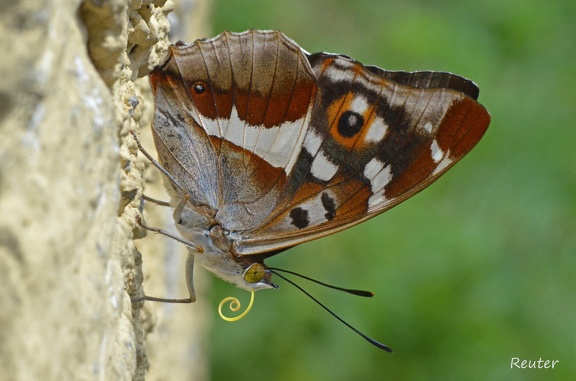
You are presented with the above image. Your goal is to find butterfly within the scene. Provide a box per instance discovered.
[136,29,490,350]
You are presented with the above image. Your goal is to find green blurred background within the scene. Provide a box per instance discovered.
[201,0,575,379]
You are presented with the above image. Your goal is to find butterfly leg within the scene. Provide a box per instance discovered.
[185,251,197,303]
[130,134,203,304]
[130,131,187,197]
[135,215,204,253]
[142,194,171,207]
[130,244,198,303]
[131,217,201,304]
[172,193,191,224]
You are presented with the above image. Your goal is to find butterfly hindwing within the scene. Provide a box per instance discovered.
[151,30,317,231]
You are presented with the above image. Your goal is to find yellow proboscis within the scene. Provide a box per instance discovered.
[218,291,255,322]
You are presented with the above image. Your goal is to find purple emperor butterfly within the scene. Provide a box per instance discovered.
[138,29,490,351]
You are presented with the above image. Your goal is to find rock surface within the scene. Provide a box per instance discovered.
[0,1,209,380]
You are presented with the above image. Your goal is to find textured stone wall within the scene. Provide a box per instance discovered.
[0,1,209,380]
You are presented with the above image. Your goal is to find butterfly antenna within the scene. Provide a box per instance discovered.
[268,267,374,297]
[269,269,392,353]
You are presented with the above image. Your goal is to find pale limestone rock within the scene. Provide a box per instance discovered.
[0,1,209,380]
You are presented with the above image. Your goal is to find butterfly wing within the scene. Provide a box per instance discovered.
[150,30,317,228]
[150,30,490,256]
[235,51,491,254]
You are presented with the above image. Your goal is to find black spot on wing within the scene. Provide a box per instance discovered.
[192,82,206,94]
[321,192,336,220]
[337,110,364,137]
[289,207,309,229]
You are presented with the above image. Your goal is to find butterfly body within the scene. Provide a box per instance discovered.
[149,30,490,293]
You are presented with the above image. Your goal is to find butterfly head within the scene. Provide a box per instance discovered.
[195,251,278,292]
[241,262,278,291]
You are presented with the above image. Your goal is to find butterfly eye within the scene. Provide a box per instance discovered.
[192,82,206,94]
[243,263,266,283]
[338,110,364,137]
